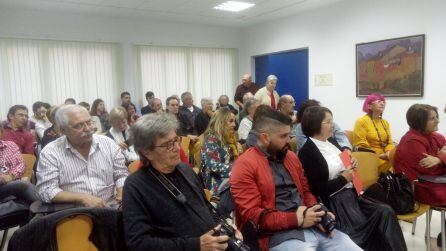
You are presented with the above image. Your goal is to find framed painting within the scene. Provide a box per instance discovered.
[356,34,425,97]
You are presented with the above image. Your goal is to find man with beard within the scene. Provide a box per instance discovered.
[230,106,361,251]
[36,105,129,208]
[2,105,35,154]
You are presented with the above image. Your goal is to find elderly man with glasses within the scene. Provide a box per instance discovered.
[36,104,129,208]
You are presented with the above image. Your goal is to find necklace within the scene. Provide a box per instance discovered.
[370,115,389,150]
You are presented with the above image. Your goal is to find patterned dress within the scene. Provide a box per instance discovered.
[200,133,235,195]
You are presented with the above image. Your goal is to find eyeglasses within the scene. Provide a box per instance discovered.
[322,120,334,125]
[70,120,93,130]
[154,136,181,151]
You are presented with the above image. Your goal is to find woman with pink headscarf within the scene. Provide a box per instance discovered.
[353,93,395,173]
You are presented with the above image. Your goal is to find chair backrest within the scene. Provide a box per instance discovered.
[128,160,139,174]
[351,152,380,189]
[344,130,354,146]
[21,154,36,181]
[290,137,297,153]
[204,189,212,202]
[56,214,98,251]
[180,136,191,161]
[191,134,204,168]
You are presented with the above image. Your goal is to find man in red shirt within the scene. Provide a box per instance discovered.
[2,105,35,155]
[230,106,360,251]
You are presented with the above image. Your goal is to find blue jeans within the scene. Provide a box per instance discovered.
[270,228,362,251]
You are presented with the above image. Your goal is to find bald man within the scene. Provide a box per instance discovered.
[278,95,297,124]
[234,74,260,111]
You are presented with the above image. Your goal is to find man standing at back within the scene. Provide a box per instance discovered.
[141,91,156,115]
[234,74,260,112]
[36,105,128,208]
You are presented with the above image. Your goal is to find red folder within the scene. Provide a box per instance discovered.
[339,150,363,194]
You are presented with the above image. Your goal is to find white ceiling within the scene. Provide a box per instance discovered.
[0,0,345,27]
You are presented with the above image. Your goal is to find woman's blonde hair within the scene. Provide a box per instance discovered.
[204,107,234,145]
[109,106,128,127]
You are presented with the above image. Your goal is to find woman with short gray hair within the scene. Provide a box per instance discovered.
[238,99,259,140]
[254,74,280,109]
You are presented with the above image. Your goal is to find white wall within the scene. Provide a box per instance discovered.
[0,7,241,108]
[239,0,446,141]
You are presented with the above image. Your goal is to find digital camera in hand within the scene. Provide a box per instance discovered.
[315,203,336,235]
[213,218,250,251]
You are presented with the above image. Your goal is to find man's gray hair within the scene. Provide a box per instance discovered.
[243,98,259,115]
[55,104,87,128]
[201,97,212,107]
[131,113,179,156]
[242,92,254,103]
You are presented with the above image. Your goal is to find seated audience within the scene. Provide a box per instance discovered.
[395,104,446,181]
[141,91,155,115]
[64,98,76,105]
[178,92,202,136]
[91,98,111,132]
[152,98,164,114]
[106,107,139,164]
[298,106,406,251]
[41,106,62,149]
[217,94,238,115]
[36,105,128,208]
[0,125,39,204]
[201,107,241,196]
[230,106,361,251]
[195,97,214,136]
[294,99,351,152]
[278,94,297,124]
[254,75,280,109]
[353,93,394,173]
[238,91,255,121]
[122,113,242,251]
[29,101,52,140]
[120,91,131,106]
[122,102,139,126]
[238,99,259,141]
[2,105,35,154]
[78,102,90,112]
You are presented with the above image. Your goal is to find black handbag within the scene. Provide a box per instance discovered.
[378,173,414,214]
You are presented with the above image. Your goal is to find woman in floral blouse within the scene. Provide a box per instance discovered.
[201,107,242,196]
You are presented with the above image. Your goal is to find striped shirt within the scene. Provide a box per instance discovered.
[36,134,128,204]
[0,140,25,178]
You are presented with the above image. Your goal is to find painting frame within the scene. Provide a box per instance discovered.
[356,34,425,97]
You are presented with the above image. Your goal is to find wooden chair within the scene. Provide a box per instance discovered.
[344,130,354,146]
[191,134,204,169]
[351,152,380,189]
[388,149,430,237]
[56,214,98,251]
[180,136,191,161]
[128,161,139,174]
[290,137,297,153]
[204,189,212,202]
[21,154,36,181]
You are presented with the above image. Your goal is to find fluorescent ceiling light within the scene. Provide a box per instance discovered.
[213,1,255,12]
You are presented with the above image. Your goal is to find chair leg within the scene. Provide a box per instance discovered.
[412,218,418,235]
[442,210,445,251]
[0,229,9,251]
[427,209,431,251]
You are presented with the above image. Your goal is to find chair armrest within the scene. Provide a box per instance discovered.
[30,201,78,215]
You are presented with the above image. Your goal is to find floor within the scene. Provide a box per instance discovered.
[1,211,444,250]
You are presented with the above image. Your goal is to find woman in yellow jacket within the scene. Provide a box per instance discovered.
[353,93,395,173]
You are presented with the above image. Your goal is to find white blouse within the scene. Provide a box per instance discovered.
[309,137,352,189]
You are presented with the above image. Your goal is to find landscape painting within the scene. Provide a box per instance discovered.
[356,34,424,97]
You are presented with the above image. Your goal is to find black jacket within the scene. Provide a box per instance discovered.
[122,163,216,251]
[194,112,211,136]
[178,105,202,136]
[7,207,126,251]
[141,105,155,115]
[298,138,348,207]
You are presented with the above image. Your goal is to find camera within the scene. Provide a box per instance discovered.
[213,218,250,251]
[315,203,336,235]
